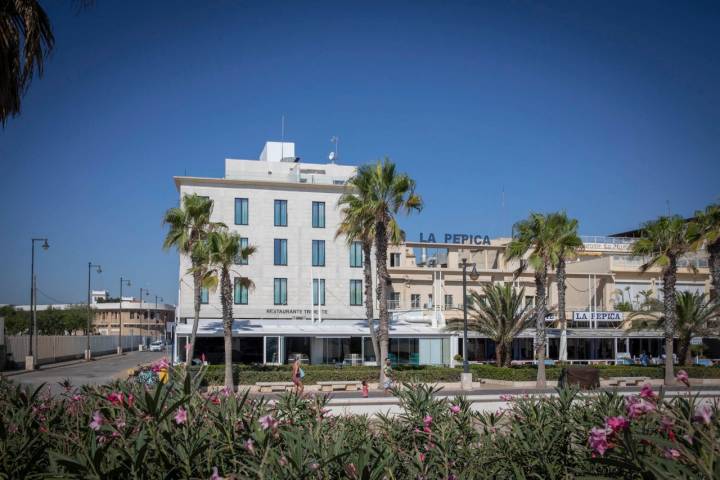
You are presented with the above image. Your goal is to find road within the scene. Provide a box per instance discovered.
[2,350,164,391]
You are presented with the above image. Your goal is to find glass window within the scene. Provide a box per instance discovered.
[525,296,535,307]
[201,287,209,304]
[312,201,325,228]
[312,240,325,267]
[428,294,433,308]
[274,239,287,265]
[273,278,287,305]
[234,237,249,265]
[350,241,363,268]
[363,337,377,363]
[234,278,248,305]
[390,253,401,267]
[350,280,363,306]
[274,200,287,226]
[411,294,421,309]
[389,292,400,309]
[265,337,280,364]
[444,294,453,309]
[234,198,248,225]
[313,279,326,306]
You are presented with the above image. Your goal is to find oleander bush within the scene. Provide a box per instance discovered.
[1,359,718,479]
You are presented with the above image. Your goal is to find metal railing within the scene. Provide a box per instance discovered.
[612,254,708,269]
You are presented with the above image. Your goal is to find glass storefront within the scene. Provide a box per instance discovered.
[457,338,496,362]
[320,337,362,364]
[566,338,615,360]
[512,338,534,360]
[285,337,311,364]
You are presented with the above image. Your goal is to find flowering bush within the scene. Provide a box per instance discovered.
[0,361,718,478]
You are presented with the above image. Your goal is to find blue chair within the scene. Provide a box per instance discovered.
[694,358,713,367]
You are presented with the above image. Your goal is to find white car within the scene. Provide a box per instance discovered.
[149,340,165,352]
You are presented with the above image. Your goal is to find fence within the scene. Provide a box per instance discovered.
[3,335,144,369]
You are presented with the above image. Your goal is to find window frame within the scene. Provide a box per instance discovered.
[273,278,288,305]
[312,240,326,267]
[274,199,288,227]
[234,278,249,305]
[200,287,209,304]
[274,239,288,266]
[234,198,249,225]
[313,278,326,306]
[350,241,363,268]
[312,201,326,228]
[350,279,363,306]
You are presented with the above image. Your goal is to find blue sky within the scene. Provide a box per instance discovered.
[1,0,719,305]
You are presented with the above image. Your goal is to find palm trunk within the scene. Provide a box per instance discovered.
[535,269,547,388]
[363,241,380,363]
[678,333,692,366]
[375,220,390,384]
[662,258,678,385]
[557,257,567,362]
[186,267,202,367]
[221,269,234,390]
[709,241,720,301]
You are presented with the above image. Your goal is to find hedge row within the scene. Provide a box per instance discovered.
[195,363,720,385]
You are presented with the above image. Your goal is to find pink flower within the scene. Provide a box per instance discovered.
[259,415,277,430]
[423,415,433,427]
[661,416,674,431]
[639,383,656,400]
[151,358,169,372]
[499,394,514,401]
[174,407,188,425]
[450,405,461,414]
[423,426,432,434]
[418,452,426,463]
[605,416,630,433]
[675,370,689,386]
[626,396,656,418]
[107,391,124,406]
[244,438,255,454]
[309,463,319,471]
[693,404,713,425]
[664,448,681,460]
[184,343,192,351]
[588,427,611,456]
[89,411,104,431]
[279,456,288,466]
[210,466,224,480]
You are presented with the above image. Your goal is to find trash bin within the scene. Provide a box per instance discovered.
[559,366,600,390]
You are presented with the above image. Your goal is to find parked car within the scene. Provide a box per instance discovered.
[149,340,165,352]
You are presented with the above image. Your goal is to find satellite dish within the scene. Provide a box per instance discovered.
[328,151,336,161]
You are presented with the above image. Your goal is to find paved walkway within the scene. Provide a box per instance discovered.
[1,350,163,391]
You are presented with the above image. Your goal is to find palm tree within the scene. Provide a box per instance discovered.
[506,213,555,388]
[447,283,534,367]
[163,194,224,367]
[196,230,255,389]
[1,0,54,125]
[629,291,720,366]
[694,203,720,300]
[546,212,582,362]
[348,159,422,382]
[336,187,380,362]
[631,215,694,385]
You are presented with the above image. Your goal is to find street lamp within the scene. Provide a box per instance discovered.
[461,256,479,376]
[118,277,131,354]
[85,262,101,360]
[28,238,49,370]
[139,287,149,348]
[154,295,163,342]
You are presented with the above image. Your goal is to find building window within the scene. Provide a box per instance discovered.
[234,278,249,305]
[428,294,433,308]
[350,280,363,306]
[411,294,421,309]
[390,253,401,267]
[201,287,209,304]
[312,240,325,267]
[235,198,248,225]
[273,278,288,305]
[525,296,535,308]
[234,237,249,265]
[444,294,453,309]
[313,279,326,306]
[130,312,135,319]
[389,292,400,309]
[274,199,288,226]
[350,241,363,268]
[274,239,287,265]
[312,201,325,228]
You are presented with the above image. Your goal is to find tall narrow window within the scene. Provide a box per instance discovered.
[411,294,421,309]
[350,280,363,306]
[201,287,209,304]
[312,201,325,228]
[313,279,326,306]
[444,294,453,309]
[312,240,325,267]
[390,253,401,267]
[350,241,363,268]
[274,199,287,226]
[235,198,248,225]
[274,278,288,305]
[274,239,287,265]
[234,278,248,305]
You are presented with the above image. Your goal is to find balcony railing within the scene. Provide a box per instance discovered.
[612,254,709,269]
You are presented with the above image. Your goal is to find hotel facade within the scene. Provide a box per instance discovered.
[173,142,716,366]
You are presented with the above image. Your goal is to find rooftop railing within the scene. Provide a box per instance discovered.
[612,254,709,269]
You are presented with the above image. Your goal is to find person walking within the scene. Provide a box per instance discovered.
[361,379,369,398]
[383,358,394,395]
[292,355,305,396]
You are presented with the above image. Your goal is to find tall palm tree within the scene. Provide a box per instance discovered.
[1,0,54,125]
[349,159,422,382]
[694,203,720,300]
[506,213,555,388]
[629,291,720,366]
[547,212,583,362]
[447,283,534,367]
[163,194,224,367]
[336,188,380,362]
[631,215,694,385]
[195,230,255,389]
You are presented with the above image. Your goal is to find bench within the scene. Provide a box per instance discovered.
[317,380,362,392]
[607,376,650,387]
[256,382,294,393]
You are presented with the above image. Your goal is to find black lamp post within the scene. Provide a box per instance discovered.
[28,238,49,369]
[154,295,163,342]
[86,262,101,360]
[118,277,131,354]
[461,257,479,374]
[140,287,149,347]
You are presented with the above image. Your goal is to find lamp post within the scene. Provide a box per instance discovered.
[28,238,49,370]
[461,256,479,388]
[139,288,149,349]
[118,277,131,354]
[85,262,102,360]
[154,295,163,343]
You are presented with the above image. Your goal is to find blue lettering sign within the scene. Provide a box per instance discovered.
[419,233,492,245]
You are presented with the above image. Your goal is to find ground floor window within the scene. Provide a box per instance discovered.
[457,338,496,362]
[363,337,377,363]
[265,336,281,364]
[320,337,362,364]
[285,337,311,364]
[566,338,615,360]
[512,338,534,360]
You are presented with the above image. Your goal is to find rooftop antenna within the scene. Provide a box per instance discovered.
[665,199,671,215]
[501,186,506,237]
[329,136,339,163]
[281,114,285,162]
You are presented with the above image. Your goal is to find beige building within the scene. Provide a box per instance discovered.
[93,301,176,339]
